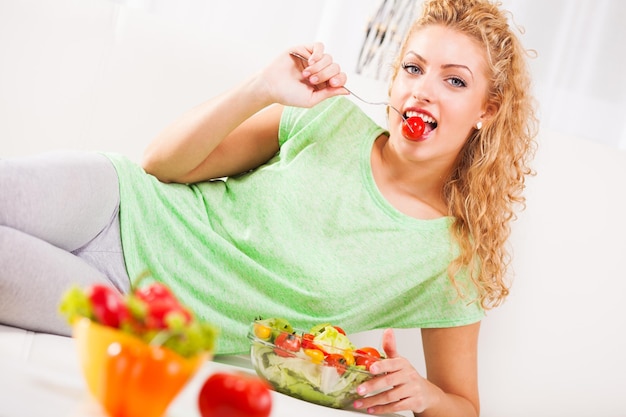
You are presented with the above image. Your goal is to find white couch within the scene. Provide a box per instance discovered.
[1,1,625,416]
[0,324,416,417]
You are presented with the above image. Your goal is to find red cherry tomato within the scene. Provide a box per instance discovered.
[355,347,382,372]
[301,333,328,356]
[333,326,346,336]
[87,285,129,328]
[325,353,348,376]
[301,333,316,350]
[274,332,301,357]
[198,372,272,417]
[355,347,381,359]
[134,283,191,329]
[402,116,426,140]
[355,355,378,371]
[143,299,192,329]
[134,282,178,305]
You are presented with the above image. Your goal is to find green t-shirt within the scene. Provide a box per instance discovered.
[106,96,483,354]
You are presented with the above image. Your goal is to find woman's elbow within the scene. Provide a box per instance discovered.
[141,150,174,183]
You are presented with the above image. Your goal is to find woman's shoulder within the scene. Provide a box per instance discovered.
[279,96,383,145]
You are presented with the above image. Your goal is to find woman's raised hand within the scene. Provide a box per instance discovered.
[259,42,349,108]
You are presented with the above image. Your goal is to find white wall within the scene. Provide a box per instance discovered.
[478,130,626,415]
[0,0,332,160]
[1,1,625,416]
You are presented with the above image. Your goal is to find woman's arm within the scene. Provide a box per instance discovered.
[353,323,481,417]
[142,43,348,183]
[418,323,480,416]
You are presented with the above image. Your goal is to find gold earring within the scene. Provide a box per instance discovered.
[475,121,483,130]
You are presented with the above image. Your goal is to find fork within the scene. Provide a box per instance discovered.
[289,51,411,129]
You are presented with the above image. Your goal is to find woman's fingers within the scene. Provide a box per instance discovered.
[355,360,429,414]
[360,356,412,394]
[260,43,348,108]
[291,45,348,91]
[354,329,431,414]
[381,328,399,358]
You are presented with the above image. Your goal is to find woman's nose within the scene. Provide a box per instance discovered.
[411,75,434,103]
[413,91,431,103]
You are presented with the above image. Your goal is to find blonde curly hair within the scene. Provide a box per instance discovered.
[390,0,539,309]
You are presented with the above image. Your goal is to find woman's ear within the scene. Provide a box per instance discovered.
[479,102,498,127]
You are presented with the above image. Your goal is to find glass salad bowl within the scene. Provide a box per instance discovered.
[247,319,382,409]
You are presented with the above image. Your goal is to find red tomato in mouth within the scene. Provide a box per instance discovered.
[402,117,426,140]
[198,372,272,417]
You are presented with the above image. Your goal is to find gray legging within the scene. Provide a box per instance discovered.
[0,151,131,336]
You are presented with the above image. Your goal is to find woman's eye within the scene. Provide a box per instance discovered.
[447,77,467,88]
[401,62,422,75]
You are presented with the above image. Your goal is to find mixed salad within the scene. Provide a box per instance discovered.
[59,273,218,358]
[248,317,384,409]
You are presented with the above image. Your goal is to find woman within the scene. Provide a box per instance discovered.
[0,0,537,415]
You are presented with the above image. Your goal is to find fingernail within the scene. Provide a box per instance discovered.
[357,385,366,395]
[368,407,376,414]
[353,400,363,409]
[370,364,379,374]
[302,70,310,77]
[309,76,319,83]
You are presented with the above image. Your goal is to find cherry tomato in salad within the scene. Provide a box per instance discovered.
[253,323,272,340]
[325,353,348,376]
[402,116,426,140]
[304,348,325,364]
[274,332,301,357]
[342,349,355,366]
[355,347,382,372]
[198,372,272,417]
[356,355,379,372]
[333,326,346,336]
[301,333,316,350]
[355,347,381,359]
[86,284,129,328]
[300,333,328,355]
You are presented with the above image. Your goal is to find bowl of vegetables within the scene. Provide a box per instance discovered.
[59,279,218,417]
[247,318,383,409]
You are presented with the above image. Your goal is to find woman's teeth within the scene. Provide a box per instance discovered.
[404,111,436,125]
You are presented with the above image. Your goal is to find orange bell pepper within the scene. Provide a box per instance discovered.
[73,318,208,417]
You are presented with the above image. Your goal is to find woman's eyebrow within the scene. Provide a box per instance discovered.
[442,64,474,80]
[406,51,475,81]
